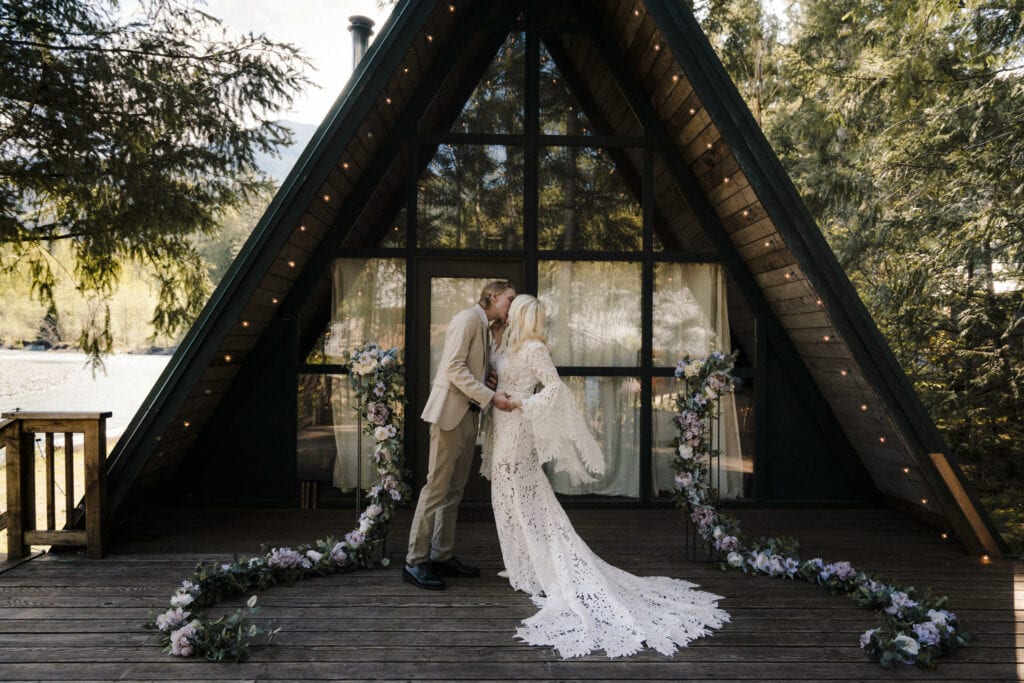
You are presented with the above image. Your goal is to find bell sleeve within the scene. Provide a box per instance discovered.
[518,341,606,485]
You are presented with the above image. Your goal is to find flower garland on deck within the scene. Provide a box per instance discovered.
[671,352,972,670]
[145,342,408,661]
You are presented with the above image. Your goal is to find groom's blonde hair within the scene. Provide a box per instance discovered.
[478,280,515,309]
[502,294,547,354]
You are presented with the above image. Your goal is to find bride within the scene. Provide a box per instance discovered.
[482,294,729,659]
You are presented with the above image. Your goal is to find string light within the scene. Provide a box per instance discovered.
[385,97,392,105]
[981,554,990,563]
[403,66,409,74]
[742,209,750,217]
[241,320,250,328]
[653,44,661,51]
[271,297,279,304]
[223,354,232,363]
[426,34,434,42]
[722,176,730,183]
[903,466,911,474]
[633,8,640,16]
[183,421,191,428]
[323,193,331,202]
[816,298,823,306]
[860,403,868,411]
[342,162,350,170]
[822,335,831,342]
[840,369,848,376]
[689,108,696,115]
[672,74,679,83]
[448,4,455,11]
[287,260,296,268]
[878,436,886,443]
[299,225,306,232]
[921,498,928,505]
[941,532,948,539]
[763,239,772,248]
[706,142,713,149]
[784,271,794,280]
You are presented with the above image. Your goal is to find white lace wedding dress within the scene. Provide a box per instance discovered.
[482,340,729,658]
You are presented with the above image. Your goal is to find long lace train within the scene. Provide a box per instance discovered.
[486,341,729,658]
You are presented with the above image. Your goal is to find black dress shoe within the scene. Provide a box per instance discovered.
[431,556,481,578]
[402,562,446,590]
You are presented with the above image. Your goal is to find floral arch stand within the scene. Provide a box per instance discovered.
[671,353,972,670]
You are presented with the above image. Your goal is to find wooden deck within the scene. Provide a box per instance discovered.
[0,507,1019,681]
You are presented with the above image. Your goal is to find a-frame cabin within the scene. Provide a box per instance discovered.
[103,0,1004,557]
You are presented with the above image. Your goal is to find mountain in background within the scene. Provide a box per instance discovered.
[254,120,319,185]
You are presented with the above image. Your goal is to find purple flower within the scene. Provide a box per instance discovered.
[719,535,739,552]
[155,607,187,632]
[913,621,941,647]
[367,402,391,425]
[831,561,857,580]
[267,547,303,569]
[884,591,919,616]
[691,506,715,529]
[674,472,693,489]
[330,542,348,565]
[859,628,877,649]
[345,530,365,548]
[372,382,386,397]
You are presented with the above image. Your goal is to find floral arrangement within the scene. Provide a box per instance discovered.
[145,342,407,661]
[671,352,972,670]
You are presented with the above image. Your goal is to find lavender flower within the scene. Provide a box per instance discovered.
[927,609,952,627]
[345,530,365,548]
[367,402,391,425]
[330,542,348,565]
[884,591,919,616]
[859,628,877,649]
[913,621,941,647]
[267,547,303,569]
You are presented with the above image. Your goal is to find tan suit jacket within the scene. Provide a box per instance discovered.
[420,305,495,431]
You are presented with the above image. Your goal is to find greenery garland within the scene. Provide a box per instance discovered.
[144,342,408,661]
[671,352,973,669]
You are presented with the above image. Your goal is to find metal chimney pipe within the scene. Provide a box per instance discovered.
[348,16,375,67]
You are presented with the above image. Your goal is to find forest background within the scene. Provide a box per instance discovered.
[1,0,1021,556]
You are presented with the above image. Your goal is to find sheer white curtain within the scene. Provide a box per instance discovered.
[329,259,405,492]
[651,263,744,499]
[538,261,641,496]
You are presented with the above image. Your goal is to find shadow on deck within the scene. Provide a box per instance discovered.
[0,507,1020,681]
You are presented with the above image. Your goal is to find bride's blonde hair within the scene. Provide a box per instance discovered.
[502,294,547,354]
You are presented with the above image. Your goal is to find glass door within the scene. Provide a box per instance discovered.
[411,259,523,504]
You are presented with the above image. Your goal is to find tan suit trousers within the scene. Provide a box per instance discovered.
[405,408,479,565]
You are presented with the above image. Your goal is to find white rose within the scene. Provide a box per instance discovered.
[170,592,194,608]
[927,609,949,627]
[305,550,323,563]
[685,363,702,379]
[727,552,744,567]
[678,444,693,459]
[373,426,391,441]
[712,526,724,540]
[893,633,920,656]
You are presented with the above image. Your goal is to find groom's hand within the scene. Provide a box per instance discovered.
[492,392,515,412]
[486,370,498,390]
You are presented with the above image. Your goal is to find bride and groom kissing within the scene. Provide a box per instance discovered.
[403,280,729,658]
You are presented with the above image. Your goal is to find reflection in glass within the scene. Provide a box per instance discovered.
[418,144,524,249]
[428,277,494,381]
[652,263,725,367]
[538,43,593,136]
[297,374,379,492]
[544,376,640,498]
[651,377,752,500]
[538,261,641,366]
[538,147,642,250]
[378,207,407,248]
[452,32,524,135]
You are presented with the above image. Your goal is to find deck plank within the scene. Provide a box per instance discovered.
[0,508,1018,682]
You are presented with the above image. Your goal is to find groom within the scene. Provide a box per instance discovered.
[403,280,517,590]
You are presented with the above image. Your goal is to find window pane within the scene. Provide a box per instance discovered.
[428,277,494,381]
[418,144,524,249]
[651,377,754,501]
[452,32,524,135]
[538,147,642,250]
[306,259,405,365]
[653,263,723,367]
[538,43,593,136]
[297,374,382,494]
[545,376,640,498]
[538,261,641,366]
[378,206,407,248]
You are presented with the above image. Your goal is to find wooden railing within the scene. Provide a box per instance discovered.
[1,412,111,560]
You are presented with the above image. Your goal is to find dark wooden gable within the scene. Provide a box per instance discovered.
[103,0,1003,556]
